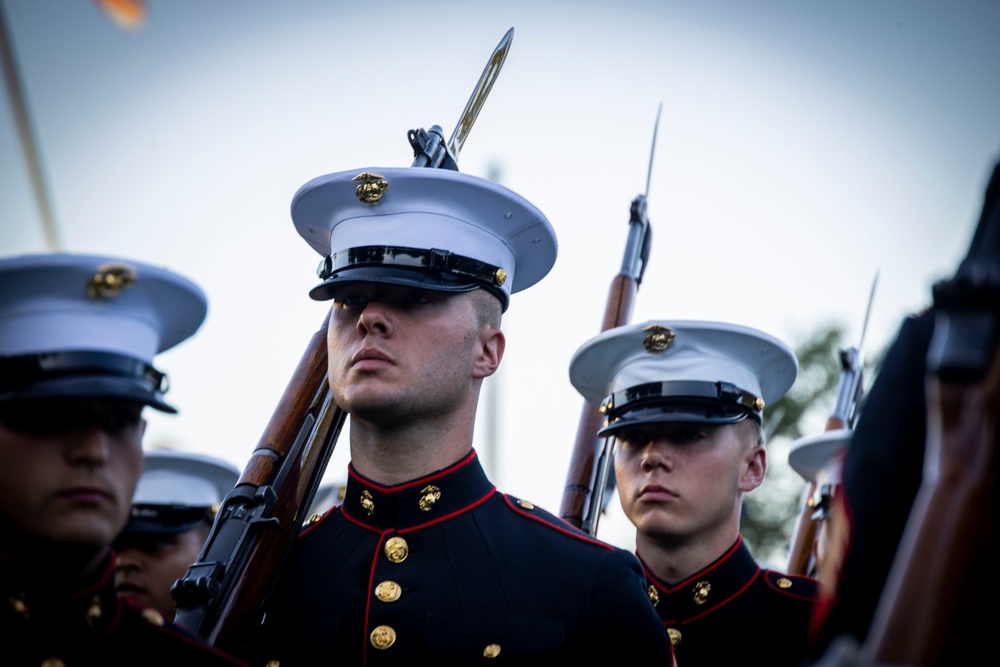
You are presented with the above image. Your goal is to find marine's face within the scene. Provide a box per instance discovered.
[114,525,209,621]
[0,399,146,552]
[324,283,499,425]
[613,420,764,543]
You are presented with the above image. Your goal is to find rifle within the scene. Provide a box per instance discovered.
[170,29,517,654]
[171,314,345,653]
[785,274,877,577]
[559,105,660,535]
[860,162,1000,666]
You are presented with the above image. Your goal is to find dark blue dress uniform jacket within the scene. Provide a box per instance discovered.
[643,536,818,667]
[1,551,247,666]
[255,451,674,665]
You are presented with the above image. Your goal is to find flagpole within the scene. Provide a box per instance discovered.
[0,0,62,251]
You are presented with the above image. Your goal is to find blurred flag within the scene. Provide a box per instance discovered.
[94,0,147,31]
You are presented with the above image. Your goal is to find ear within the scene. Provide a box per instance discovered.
[738,443,766,492]
[472,327,504,379]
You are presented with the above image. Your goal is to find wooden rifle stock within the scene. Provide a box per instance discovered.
[560,271,639,532]
[172,311,347,655]
[785,415,847,577]
[786,282,874,577]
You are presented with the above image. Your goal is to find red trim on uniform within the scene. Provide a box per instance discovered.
[362,533,391,665]
[685,575,757,624]
[501,495,616,551]
[763,571,819,600]
[299,503,343,538]
[398,487,495,533]
[70,551,115,601]
[346,450,478,493]
[647,537,744,593]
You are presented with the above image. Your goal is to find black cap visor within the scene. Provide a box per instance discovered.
[118,505,213,539]
[0,374,175,413]
[598,399,754,437]
[309,265,508,310]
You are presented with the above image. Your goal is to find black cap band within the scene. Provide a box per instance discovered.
[318,245,506,289]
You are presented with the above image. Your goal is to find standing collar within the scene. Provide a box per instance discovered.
[1,550,124,638]
[640,536,760,623]
[340,450,495,531]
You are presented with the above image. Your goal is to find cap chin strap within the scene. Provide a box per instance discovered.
[317,245,507,289]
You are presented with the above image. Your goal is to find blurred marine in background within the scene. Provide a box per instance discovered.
[0,253,246,665]
[115,449,240,621]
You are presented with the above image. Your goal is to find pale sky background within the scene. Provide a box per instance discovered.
[2,0,999,556]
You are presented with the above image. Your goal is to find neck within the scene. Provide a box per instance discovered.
[348,408,477,485]
[636,526,741,585]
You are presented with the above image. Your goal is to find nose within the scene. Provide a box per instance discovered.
[357,301,392,337]
[66,425,111,466]
[639,440,673,473]
[115,548,142,572]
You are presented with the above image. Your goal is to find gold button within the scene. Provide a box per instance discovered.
[375,580,402,603]
[777,577,793,589]
[384,536,409,563]
[85,595,102,627]
[141,607,165,626]
[647,584,660,607]
[370,625,397,649]
[516,499,534,510]
[667,627,682,647]
[483,643,501,658]
[42,659,66,667]
[265,662,281,667]
[9,593,29,619]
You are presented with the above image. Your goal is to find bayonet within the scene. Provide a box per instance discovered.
[409,28,514,170]
[829,270,879,431]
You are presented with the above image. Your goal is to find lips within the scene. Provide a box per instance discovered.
[59,484,113,504]
[351,347,393,368]
[115,582,146,595]
[638,484,678,501]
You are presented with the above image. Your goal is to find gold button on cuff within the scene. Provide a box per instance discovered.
[667,627,682,647]
[484,643,501,658]
[370,625,397,649]
[384,536,409,563]
[375,580,402,603]
[777,577,793,589]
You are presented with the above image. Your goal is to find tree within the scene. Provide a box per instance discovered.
[741,321,883,568]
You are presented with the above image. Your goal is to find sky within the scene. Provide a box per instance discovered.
[2,0,999,554]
